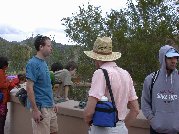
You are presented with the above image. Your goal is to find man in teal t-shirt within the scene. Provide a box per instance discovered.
[26,35,58,134]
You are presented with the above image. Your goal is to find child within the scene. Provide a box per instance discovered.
[50,62,63,86]
[0,56,19,134]
[17,73,26,88]
[54,61,77,101]
[50,62,63,98]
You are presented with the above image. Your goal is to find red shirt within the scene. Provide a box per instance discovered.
[0,69,19,104]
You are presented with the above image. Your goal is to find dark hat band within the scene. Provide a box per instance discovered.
[93,50,112,55]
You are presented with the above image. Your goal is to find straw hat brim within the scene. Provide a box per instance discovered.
[84,51,121,61]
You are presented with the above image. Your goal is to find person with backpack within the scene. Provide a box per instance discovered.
[54,61,77,101]
[141,45,179,134]
[83,37,139,134]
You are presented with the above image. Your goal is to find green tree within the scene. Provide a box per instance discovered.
[61,0,177,84]
[9,45,32,72]
[61,3,107,79]
[62,3,107,49]
[123,0,177,82]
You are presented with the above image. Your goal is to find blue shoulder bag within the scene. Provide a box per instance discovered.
[92,68,119,127]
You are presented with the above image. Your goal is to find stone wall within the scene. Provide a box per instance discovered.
[9,90,150,134]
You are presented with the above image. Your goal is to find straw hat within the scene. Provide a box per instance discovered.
[84,37,121,61]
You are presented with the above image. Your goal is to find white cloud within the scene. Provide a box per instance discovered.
[0,24,23,34]
[0,0,127,44]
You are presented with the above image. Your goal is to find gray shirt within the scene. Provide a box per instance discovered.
[54,69,73,88]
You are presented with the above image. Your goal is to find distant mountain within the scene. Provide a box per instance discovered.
[0,37,19,45]
[0,37,8,42]
[0,37,17,44]
[0,36,77,54]
[18,36,71,50]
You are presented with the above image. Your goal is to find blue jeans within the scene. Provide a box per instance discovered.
[150,126,179,134]
[150,126,164,134]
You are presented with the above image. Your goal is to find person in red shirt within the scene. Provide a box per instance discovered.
[0,56,19,134]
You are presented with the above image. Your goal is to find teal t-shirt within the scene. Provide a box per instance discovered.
[26,56,54,108]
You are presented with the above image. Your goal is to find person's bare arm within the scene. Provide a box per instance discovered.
[84,96,98,126]
[26,79,42,123]
[124,99,140,127]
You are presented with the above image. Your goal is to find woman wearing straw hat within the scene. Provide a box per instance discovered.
[84,37,140,134]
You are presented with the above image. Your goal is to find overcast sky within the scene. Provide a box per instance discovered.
[0,0,129,45]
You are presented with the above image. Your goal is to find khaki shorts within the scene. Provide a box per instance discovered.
[32,107,58,134]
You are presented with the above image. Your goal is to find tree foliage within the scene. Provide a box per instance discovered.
[9,45,32,72]
[0,36,77,75]
[61,0,178,84]
[62,3,106,49]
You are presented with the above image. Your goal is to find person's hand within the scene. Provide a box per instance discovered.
[84,120,92,127]
[32,109,43,123]
[89,120,93,127]
[6,77,12,82]
[84,112,93,127]
[54,105,58,113]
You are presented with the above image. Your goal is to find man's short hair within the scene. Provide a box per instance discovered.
[0,56,8,69]
[34,35,51,51]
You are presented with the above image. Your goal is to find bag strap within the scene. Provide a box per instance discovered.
[100,68,119,122]
[150,70,160,108]
[150,70,160,91]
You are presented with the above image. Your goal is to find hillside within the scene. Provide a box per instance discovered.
[0,36,76,51]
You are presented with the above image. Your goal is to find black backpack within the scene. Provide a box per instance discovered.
[15,88,27,107]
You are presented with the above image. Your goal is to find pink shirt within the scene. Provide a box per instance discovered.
[89,62,138,120]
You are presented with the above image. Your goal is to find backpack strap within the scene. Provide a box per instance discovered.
[150,70,160,108]
[150,70,160,91]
